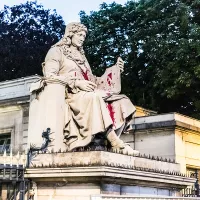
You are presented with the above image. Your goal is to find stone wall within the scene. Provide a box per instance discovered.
[0,76,40,153]
[125,113,200,173]
[25,152,195,199]
[175,127,200,172]
[0,105,23,152]
[36,183,100,200]
[121,128,176,160]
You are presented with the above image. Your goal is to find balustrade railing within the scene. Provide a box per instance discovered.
[0,150,28,200]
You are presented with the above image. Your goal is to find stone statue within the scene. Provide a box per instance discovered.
[28,22,138,155]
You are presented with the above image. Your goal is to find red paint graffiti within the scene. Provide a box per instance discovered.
[108,72,112,80]
[107,72,112,86]
[82,70,89,80]
[107,103,115,125]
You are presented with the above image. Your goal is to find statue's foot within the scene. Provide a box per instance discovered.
[112,143,139,156]
[121,144,139,156]
[107,130,139,156]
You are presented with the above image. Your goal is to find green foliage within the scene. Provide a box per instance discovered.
[80,0,200,118]
[0,1,65,81]
[0,0,199,118]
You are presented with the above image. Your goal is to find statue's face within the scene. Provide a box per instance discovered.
[71,31,86,47]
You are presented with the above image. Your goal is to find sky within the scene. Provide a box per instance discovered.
[0,0,128,23]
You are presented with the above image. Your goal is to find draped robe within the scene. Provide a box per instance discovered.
[40,46,136,150]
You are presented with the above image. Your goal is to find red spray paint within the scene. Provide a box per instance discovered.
[107,103,115,125]
[107,72,112,86]
[82,70,89,80]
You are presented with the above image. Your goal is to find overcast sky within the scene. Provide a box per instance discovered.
[0,0,128,23]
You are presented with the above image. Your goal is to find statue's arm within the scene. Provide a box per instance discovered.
[43,47,65,82]
[43,47,80,93]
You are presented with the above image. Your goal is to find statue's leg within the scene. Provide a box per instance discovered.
[106,130,139,156]
[115,113,134,136]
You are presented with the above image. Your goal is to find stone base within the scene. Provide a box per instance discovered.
[25,151,195,199]
[29,151,181,172]
[25,182,181,200]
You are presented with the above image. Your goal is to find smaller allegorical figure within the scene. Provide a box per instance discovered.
[32,22,138,155]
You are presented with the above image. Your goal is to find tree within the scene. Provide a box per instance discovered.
[0,1,65,81]
[132,0,200,117]
[80,0,200,118]
[80,2,142,105]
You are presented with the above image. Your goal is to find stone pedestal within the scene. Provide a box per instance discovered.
[25,151,195,200]
[28,82,66,152]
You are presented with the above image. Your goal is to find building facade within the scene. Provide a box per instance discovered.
[0,76,199,199]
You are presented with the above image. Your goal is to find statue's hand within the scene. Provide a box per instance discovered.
[75,80,97,92]
[116,57,124,73]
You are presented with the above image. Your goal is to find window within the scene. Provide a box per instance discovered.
[0,134,11,153]
[183,168,200,197]
[187,168,200,183]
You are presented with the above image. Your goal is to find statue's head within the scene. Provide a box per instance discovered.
[64,22,87,48]
[53,22,87,54]
[60,22,87,47]
[64,22,87,38]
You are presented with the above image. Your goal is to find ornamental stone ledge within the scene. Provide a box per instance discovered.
[25,166,195,189]
[0,75,40,102]
[25,151,195,189]
[28,151,180,172]
[130,113,200,132]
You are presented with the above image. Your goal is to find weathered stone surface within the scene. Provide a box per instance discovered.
[0,75,40,101]
[101,184,120,195]
[36,183,100,200]
[29,151,180,173]
[130,113,200,132]
[26,152,196,198]
[26,164,195,199]
[28,82,66,152]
